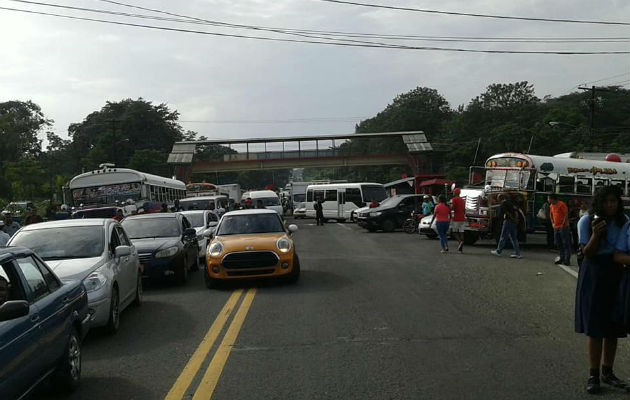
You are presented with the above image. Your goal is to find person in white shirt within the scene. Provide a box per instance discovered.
[0,221,10,247]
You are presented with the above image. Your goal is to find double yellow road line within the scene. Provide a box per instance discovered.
[165,288,257,400]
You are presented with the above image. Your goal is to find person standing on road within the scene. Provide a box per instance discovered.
[314,199,324,226]
[540,201,555,250]
[576,186,628,393]
[491,195,521,259]
[2,213,21,237]
[450,188,466,253]
[549,194,572,266]
[0,221,10,247]
[421,195,433,216]
[430,195,450,253]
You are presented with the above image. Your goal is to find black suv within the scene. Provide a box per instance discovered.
[357,195,423,232]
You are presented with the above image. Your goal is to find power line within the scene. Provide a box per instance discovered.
[607,79,630,86]
[92,0,630,43]
[316,0,630,26]
[1,6,627,55]
[579,72,630,86]
[10,0,626,45]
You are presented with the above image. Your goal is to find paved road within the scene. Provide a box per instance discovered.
[37,219,629,399]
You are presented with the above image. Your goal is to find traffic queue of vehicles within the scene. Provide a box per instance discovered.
[1,170,301,398]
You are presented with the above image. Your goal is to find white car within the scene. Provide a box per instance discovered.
[418,214,452,239]
[293,202,307,219]
[7,218,142,333]
[351,205,370,222]
[180,210,219,259]
[247,190,284,215]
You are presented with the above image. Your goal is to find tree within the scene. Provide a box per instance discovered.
[67,98,186,171]
[0,100,50,162]
[0,100,52,198]
[128,149,170,176]
[4,159,49,200]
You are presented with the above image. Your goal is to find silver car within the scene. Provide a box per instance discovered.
[7,218,141,333]
[179,210,219,259]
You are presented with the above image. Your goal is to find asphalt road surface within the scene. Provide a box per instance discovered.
[36,219,629,400]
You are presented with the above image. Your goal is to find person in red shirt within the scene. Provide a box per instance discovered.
[429,195,451,253]
[450,188,466,253]
[549,194,572,266]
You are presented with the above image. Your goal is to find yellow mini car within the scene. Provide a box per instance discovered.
[203,209,299,288]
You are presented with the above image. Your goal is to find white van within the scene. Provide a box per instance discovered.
[179,195,228,212]
[247,190,283,215]
[305,183,387,222]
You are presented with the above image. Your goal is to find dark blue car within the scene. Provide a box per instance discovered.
[0,247,90,399]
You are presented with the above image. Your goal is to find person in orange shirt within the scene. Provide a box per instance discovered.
[549,194,572,266]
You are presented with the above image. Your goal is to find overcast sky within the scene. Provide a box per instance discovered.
[0,0,628,143]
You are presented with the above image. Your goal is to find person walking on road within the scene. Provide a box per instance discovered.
[576,186,629,393]
[314,199,324,226]
[491,195,521,259]
[430,195,450,253]
[549,194,572,266]
[450,188,466,253]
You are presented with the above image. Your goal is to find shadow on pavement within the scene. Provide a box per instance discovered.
[212,269,352,293]
[80,299,196,360]
[36,376,156,400]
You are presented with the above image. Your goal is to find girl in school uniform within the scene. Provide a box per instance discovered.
[576,186,628,393]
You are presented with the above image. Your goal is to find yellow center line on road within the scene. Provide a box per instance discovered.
[192,288,257,400]
[164,289,244,400]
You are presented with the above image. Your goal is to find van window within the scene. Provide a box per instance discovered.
[325,190,337,202]
[346,188,362,206]
[361,185,387,202]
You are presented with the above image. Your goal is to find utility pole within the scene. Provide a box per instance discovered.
[577,85,616,150]
[108,119,119,166]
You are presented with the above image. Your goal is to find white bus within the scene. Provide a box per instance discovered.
[466,152,630,243]
[305,183,387,221]
[67,165,186,210]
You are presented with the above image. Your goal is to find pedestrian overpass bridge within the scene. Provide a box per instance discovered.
[167,131,433,182]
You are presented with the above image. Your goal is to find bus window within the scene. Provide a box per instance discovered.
[576,178,592,194]
[306,189,313,202]
[325,190,337,202]
[346,188,362,206]
[314,190,324,201]
[611,180,625,195]
[557,176,575,194]
[594,178,609,189]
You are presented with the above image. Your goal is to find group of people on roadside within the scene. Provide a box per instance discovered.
[429,185,630,393]
[428,189,466,253]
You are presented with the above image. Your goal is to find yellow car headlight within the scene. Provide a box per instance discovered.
[276,238,292,253]
[208,242,224,257]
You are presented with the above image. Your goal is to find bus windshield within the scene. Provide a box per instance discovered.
[361,185,387,202]
[72,183,142,206]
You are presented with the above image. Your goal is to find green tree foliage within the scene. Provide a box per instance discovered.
[305,83,629,185]
[4,159,49,200]
[128,149,170,176]
[67,98,186,171]
[0,100,52,199]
